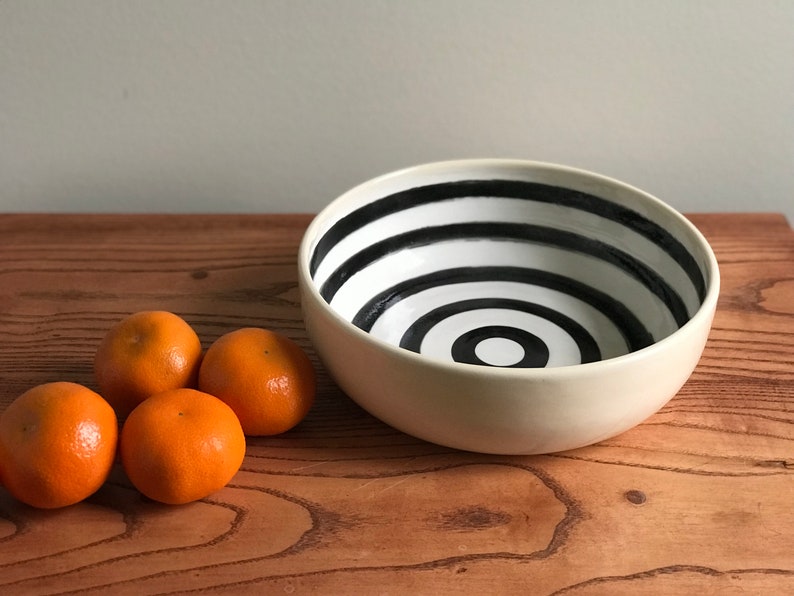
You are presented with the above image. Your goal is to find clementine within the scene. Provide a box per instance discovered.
[0,382,118,509]
[119,388,245,505]
[198,327,315,436]
[94,311,202,418]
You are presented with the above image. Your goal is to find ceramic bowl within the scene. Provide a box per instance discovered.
[297,159,719,454]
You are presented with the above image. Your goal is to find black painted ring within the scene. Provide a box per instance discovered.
[451,326,550,368]
[399,297,602,367]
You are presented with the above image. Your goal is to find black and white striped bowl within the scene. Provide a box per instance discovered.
[298,160,719,454]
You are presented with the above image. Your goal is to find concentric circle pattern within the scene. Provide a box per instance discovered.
[309,179,707,369]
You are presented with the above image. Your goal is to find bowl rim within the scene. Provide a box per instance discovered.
[297,158,721,380]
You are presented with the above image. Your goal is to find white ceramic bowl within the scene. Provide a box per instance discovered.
[298,159,719,454]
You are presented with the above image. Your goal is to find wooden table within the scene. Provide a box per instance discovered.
[0,213,792,595]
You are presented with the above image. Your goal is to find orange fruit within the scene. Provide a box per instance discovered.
[119,388,245,505]
[0,382,118,509]
[198,327,315,436]
[94,311,202,418]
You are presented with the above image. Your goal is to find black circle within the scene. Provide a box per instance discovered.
[451,326,550,368]
[399,297,601,365]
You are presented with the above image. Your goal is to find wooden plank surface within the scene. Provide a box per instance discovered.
[0,213,792,595]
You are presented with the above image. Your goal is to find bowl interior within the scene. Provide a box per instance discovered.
[306,163,712,369]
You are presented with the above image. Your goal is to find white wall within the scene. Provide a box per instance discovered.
[1,1,792,220]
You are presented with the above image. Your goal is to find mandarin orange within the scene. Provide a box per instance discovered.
[0,382,118,509]
[94,311,202,418]
[119,388,245,505]
[197,327,315,436]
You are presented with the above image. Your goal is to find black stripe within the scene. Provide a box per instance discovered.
[321,221,690,328]
[399,298,601,365]
[310,179,706,301]
[352,266,653,353]
[450,326,551,368]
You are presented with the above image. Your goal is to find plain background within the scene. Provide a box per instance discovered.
[1,1,792,220]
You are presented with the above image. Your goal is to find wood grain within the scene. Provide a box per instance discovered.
[0,213,792,595]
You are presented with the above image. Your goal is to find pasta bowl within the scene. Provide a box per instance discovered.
[297,159,719,454]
